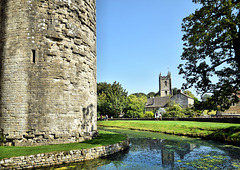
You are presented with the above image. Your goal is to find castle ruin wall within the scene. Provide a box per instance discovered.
[0,0,97,146]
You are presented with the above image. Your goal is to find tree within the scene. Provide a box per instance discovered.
[178,0,240,111]
[125,95,147,118]
[163,101,186,118]
[97,93,108,116]
[202,93,212,102]
[131,93,147,98]
[183,90,196,99]
[147,92,157,98]
[183,107,196,117]
[97,81,128,117]
[97,82,111,95]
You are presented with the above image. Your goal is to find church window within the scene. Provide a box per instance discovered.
[165,91,167,95]
[165,81,167,86]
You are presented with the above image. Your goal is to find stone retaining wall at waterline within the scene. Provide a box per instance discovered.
[0,138,129,169]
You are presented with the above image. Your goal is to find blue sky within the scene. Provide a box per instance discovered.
[96,0,200,96]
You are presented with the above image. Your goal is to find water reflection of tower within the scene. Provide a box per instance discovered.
[148,139,175,167]
[162,149,174,167]
[161,142,197,167]
[132,137,198,168]
[176,143,197,159]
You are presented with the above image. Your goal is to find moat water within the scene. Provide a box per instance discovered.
[49,127,240,170]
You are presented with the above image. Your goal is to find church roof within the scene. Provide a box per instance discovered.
[145,91,194,109]
[145,96,170,108]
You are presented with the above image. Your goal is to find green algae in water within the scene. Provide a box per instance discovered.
[232,162,240,168]
[200,154,211,157]
[177,154,231,169]
[212,155,227,159]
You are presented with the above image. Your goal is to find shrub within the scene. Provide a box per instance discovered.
[144,111,154,118]
[138,112,144,118]
[163,101,185,118]
[183,107,195,117]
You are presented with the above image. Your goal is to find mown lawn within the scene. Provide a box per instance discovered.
[98,120,240,146]
[0,131,126,160]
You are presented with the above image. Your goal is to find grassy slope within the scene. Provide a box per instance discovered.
[0,131,126,160]
[98,120,240,146]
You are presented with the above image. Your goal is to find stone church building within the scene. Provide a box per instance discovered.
[145,72,194,111]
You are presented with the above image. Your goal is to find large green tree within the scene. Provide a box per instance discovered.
[125,95,147,118]
[179,0,240,111]
[131,93,147,98]
[147,92,159,98]
[97,81,128,117]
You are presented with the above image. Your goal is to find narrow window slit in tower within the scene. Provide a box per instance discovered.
[32,50,36,63]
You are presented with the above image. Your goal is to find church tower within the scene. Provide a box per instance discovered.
[159,72,172,97]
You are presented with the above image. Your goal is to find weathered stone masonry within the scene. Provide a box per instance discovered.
[0,0,97,146]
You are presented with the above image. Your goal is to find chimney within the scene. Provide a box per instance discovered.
[177,89,181,94]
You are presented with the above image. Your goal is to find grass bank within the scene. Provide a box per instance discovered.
[0,131,126,160]
[98,120,240,146]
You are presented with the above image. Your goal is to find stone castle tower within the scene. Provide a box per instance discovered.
[0,0,97,146]
[159,72,172,97]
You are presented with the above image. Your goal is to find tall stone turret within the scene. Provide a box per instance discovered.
[0,0,97,146]
[159,72,172,97]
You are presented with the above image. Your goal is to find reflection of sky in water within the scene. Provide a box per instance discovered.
[182,145,226,162]
[52,127,240,170]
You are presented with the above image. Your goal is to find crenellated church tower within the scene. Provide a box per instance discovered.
[159,72,172,97]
